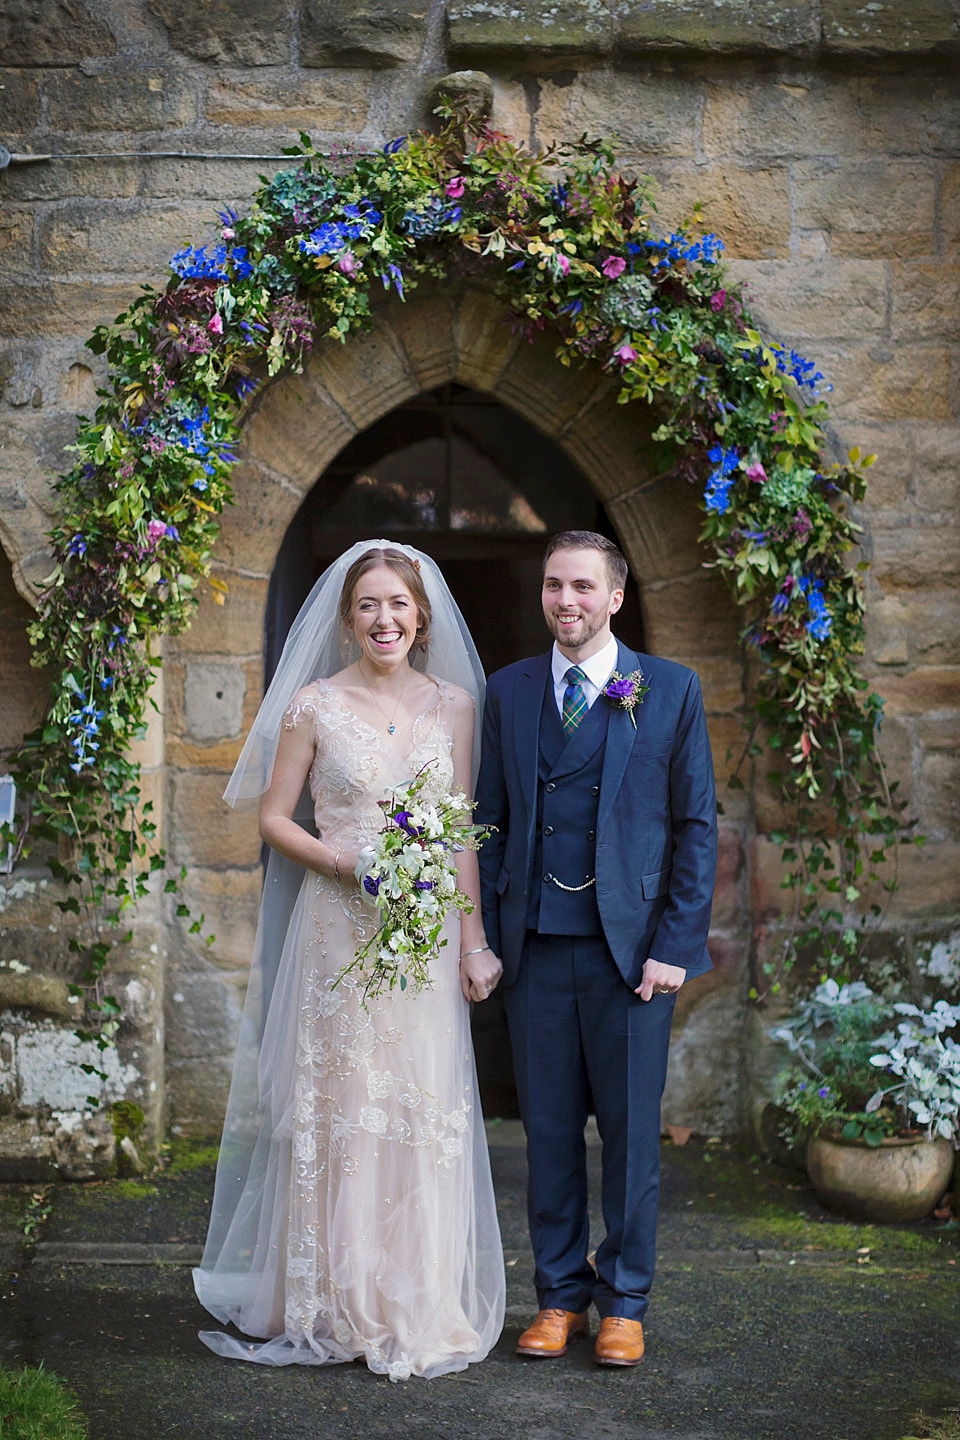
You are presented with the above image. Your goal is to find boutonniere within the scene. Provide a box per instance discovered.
[602,669,650,729]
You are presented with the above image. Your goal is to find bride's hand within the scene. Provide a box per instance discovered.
[459,948,503,1004]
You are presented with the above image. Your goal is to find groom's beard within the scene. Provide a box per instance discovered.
[543,607,610,654]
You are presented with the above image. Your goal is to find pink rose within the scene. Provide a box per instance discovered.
[338,251,359,277]
[146,518,167,544]
[221,227,235,241]
[614,344,638,366]
[557,253,570,275]
[445,176,465,199]
[745,461,768,484]
[207,313,223,335]
[602,255,626,280]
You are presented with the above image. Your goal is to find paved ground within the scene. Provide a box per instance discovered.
[1,1124,958,1440]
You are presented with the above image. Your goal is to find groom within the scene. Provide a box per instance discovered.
[475,530,717,1366]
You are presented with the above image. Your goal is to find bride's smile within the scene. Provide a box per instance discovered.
[349,565,421,669]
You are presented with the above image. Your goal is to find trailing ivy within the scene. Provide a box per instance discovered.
[3,112,907,1067]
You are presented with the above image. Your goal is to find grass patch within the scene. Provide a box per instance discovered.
[163,1137,219,1177]
[900,1409,960,1440]
[738,1213,949,1255]
[0,1365,88,1439]
[112,1181,158,1201]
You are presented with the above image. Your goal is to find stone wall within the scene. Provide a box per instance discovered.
[1,0,958,1167]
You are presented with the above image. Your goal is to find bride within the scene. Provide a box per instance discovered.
[193,541,506,1381]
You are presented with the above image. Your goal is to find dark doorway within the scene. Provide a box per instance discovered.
[266,383,645,1115]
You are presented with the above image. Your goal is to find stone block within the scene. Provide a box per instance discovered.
[489,77,530,140]
[664,987,743,1134]
[176,866,261,971]
[240,382,357,499]
[870,521,960,590]
[890,263,960,343]
[183,660,247,743]
[452,288,521,391]
[165,1052,232,1135]
[426,70,494,125]
[165,959,245,1060]
[608,470,710,586]
[45,71,197,134]
[205,74,369,133]
[872,666,960,717]
[147,0,292,65]
[0,208,35,283]
[1,155,138,204]
[447,1,612,62]
[824,346,951,424]
[749,834,795,921]
[388,293,457,393]
[726,259,887,343]
[649,162,791,260]
[790,159,936,259]
[168,768,261,868]
[0,2,116,66]
[496,331,609,442]
[703,73,864,160]
[134,156,280,204]
[711,825,746,929]
[891,592,960,665]
[0,281,137,340]
[943,165,960,264]
[163,656,262,770]
[918,750,960,838]
[873,714,913,813]
[822,0,957,54]
[689,655,744,715]
[615,0,819,53]
[892,840,960,919]
[0,967,72,1019]
[640,573,739,663]
[301,0,428,67]
[864,591,911,666]
[860,74,960,159]
[308,323,417,432]
[536,73,699,158]
[0,68,42,136]
[827,421,911,509]
[169,571,268,657]
[36,200,212,282]
[913,426,960,514]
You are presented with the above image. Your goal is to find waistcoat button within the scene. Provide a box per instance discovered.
[586,830,595,840]
[545,781,557,793]
[543,825,554,836]
[589,785,600,796]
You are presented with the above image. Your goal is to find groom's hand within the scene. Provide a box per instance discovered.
[635,959,686,1002]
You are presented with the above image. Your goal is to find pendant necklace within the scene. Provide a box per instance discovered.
[359,664,407,735]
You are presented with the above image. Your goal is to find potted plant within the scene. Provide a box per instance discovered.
[771,979,960,1222]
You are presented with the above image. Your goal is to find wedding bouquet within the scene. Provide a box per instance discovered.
[336,762,489,1002]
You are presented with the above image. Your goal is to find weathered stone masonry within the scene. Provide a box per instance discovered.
[0,0,958,1175]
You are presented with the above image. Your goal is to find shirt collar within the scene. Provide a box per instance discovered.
[551,634,619,692]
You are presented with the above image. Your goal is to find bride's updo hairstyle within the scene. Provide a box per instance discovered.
[338,546,433,659]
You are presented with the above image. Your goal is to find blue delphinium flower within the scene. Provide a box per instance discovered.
[67,534,87,558]
[765,344,831,396]
[798,576,833,640]
[646,230,725,270]
[383,136,407,154]
[381,264,405,301]
[169,244,230,281]
[704,444,740,514]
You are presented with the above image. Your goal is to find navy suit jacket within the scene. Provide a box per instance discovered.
[475,641,718,990]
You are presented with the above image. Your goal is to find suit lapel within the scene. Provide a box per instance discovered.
[514,652,550,823]
[597,642,645,833]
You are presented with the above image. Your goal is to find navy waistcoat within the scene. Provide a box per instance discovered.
[528,675,608,936]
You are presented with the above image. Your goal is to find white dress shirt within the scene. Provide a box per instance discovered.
[551,635,619,717]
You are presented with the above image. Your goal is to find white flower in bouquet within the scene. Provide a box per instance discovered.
[335,761,489,1002]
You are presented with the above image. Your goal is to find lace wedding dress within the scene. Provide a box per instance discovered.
[193,679,505,1380]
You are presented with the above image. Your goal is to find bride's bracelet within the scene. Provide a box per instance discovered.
[460,945,490,959]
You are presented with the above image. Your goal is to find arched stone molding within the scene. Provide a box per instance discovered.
[162,282,751,1135]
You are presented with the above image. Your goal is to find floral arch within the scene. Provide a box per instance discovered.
[5,114,900,1056]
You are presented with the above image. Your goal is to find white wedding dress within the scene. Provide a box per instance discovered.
[194,678,505,1381]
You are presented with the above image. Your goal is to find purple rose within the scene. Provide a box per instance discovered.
[606,678,635,700]
[363,874,381,897]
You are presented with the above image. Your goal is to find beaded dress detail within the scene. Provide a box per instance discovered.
[193,679,505,1380]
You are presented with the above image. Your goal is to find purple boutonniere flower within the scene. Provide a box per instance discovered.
[602,669,650,729]
[363,873,382,897]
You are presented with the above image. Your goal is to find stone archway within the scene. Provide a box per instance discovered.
[162,284,749,1136]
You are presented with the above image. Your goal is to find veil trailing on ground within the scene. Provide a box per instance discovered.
[193,540,502,1372]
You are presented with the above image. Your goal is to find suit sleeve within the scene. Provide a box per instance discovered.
[474,679,509,958]
[647,671,717,971]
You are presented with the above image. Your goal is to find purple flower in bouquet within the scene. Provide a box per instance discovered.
[363,873,382,897]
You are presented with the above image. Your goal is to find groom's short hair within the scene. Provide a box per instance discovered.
[544,531,628,592]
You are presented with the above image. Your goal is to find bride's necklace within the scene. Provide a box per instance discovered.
[358,663,408,736]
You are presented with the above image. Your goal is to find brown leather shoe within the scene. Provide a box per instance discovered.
[594,1316,645,1366]
[516,1307,589,1357]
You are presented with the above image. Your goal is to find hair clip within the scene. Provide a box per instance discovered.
[409,558,421,571]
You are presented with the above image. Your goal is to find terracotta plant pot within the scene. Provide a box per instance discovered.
[805,1132,954,1223]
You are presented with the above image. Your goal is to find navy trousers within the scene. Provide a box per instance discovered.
[503,932,676,1321]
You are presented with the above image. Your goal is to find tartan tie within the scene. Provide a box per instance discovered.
[561,665,588,734]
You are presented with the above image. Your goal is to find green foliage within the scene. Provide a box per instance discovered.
[0,1365,88,1440]
[4,111,904,1099]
